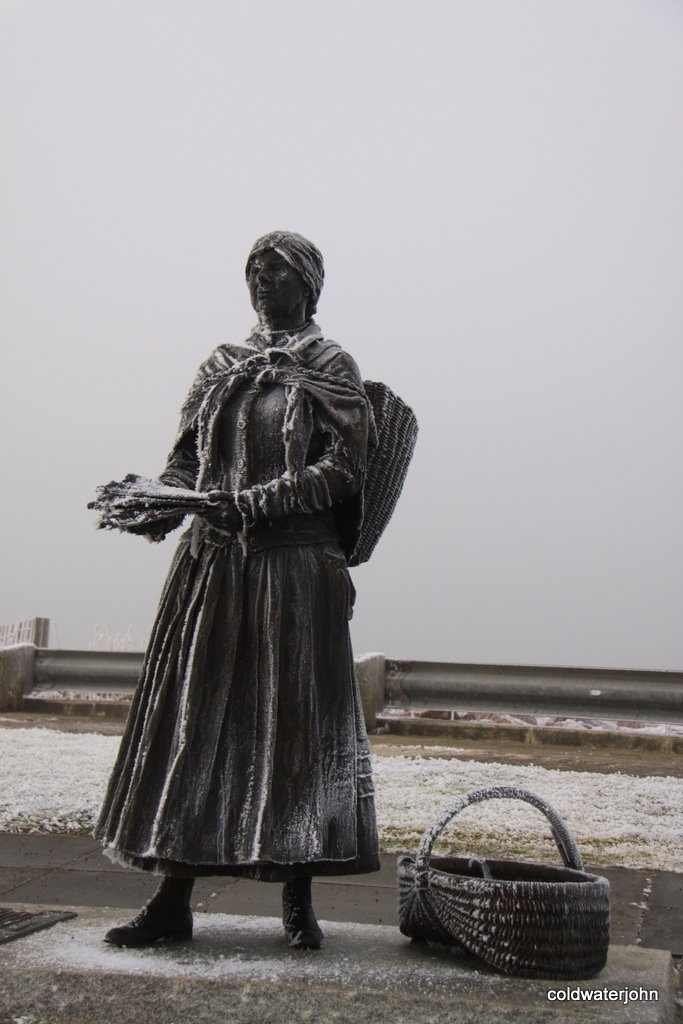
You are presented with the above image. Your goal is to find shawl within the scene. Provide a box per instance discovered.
[169,322,375,489]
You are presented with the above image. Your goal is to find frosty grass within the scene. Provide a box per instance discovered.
[0,728,680,871]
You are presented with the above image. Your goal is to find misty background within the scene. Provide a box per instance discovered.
[1,0,681,669]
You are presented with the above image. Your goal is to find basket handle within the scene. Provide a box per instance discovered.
[414,786,584,888]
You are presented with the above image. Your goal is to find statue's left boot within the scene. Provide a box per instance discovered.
[282,877,324,950]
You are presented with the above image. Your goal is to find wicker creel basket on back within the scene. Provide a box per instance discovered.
[348,380,418,567]
[397,786,610,980]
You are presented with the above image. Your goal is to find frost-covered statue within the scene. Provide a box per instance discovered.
[90,231,417,950]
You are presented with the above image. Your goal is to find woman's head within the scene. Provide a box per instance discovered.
[246,231,324,323]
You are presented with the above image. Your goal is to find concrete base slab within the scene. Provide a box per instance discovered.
[0,905,675,1024]
[641,872,683,955]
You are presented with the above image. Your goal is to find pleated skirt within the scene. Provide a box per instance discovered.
[95,519,380,881]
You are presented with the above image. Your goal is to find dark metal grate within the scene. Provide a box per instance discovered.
[0,908,77,945]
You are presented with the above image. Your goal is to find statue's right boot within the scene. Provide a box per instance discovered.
[104,875,195,947]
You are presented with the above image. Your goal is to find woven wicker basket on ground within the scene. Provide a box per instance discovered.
[348,381,418,567]
[397,786,610,980]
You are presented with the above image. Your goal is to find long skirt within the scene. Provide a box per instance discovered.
[95,516,380,881]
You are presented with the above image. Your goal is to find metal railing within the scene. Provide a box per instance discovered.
[2,640,682,728]
[33,649,143,694]
[383,659,683,724]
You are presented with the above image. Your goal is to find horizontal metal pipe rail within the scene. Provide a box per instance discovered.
[26,650,683,724]
[33,650,143,693]
[385,659,683,723]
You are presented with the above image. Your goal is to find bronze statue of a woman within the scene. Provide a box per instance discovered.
[91,231,416,950]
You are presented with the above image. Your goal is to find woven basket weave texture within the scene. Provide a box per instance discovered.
[349,381,418,567]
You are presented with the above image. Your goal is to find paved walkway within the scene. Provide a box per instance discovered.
[0,833,680,957]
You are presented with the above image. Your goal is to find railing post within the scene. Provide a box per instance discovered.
[0,644,37,711]
[32,618,50,647]
[355,653,386,733]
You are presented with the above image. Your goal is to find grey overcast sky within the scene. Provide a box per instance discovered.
[1,0,682,669]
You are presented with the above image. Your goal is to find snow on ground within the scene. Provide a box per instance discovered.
[0,729,120,834]
[373,751,683,871]
[0,729,681,871]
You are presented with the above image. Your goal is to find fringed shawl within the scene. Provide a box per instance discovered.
[162,322,376,553]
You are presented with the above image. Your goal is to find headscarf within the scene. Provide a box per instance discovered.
[245,231,325,316]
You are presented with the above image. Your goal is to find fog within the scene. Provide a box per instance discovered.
[2,0,682,669]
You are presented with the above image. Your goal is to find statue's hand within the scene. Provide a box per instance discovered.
[126,520,176,542]
[201,496,242,532]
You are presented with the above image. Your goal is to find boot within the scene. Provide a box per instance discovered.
[282,877,323,950]
[104,876,195,947]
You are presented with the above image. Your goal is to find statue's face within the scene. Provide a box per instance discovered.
[247,250,309,324]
